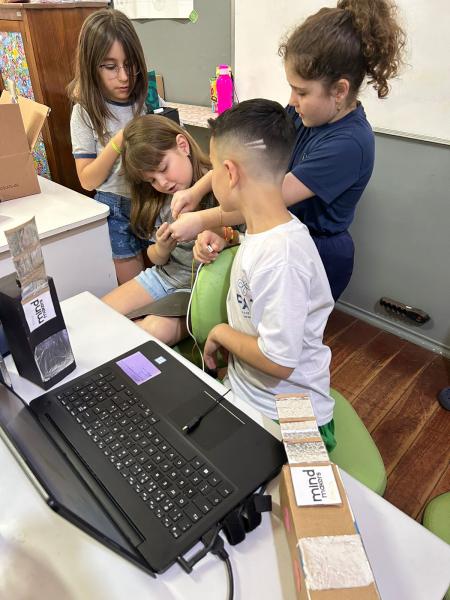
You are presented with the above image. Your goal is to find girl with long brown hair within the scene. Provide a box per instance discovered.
[102,115,215,345]
[68,9,150,285]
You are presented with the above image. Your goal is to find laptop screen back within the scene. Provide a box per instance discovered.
[0,384,146,566]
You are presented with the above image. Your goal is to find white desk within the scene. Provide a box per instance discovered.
[167,102,218,128]
[1,293,450,600]
[0,177,116,300]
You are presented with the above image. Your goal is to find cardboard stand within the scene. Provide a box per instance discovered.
[0,273,76,389]
[276,394,380,600]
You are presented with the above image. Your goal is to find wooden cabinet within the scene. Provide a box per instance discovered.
[0,2,108,194]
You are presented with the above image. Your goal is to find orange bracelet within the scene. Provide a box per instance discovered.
[223,226,234,242]
[230,229,239,244]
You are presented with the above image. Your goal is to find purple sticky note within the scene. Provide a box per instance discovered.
[116,351,161,385]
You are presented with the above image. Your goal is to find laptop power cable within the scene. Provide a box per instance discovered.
[177,524,234,600]
[176,486,273,598]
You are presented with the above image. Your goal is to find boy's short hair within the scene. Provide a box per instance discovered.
[208,99,296,179]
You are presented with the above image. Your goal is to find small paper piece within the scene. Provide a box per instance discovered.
[4,217,49,303]
[276,395,315,421]
[189,9,199,23]
[291,465,341,506]
[280,420,320,441]
[298,535,375,590]
[116,351,161,385]
[285,441,329,465]
[114,0,193,20]
[22,290,56,333]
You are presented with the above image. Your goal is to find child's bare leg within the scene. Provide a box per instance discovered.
[102,279,154,315]
[137,316,188,346]
[114,255,144,285]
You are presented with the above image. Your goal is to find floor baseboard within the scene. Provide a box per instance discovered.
[336,301,450,359]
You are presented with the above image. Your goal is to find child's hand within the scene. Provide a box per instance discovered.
[204,327,229,370]
[169,212,204,243]
[171,187,200,219]
[194,231,226,263]
[155,222,177,253]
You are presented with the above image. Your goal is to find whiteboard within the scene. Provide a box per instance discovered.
[234,0,450,145]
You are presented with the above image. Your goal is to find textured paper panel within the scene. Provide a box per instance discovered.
[276,396,315,420]
[299,535,375,590]
[285,441,329,465]
[280,420,320,441]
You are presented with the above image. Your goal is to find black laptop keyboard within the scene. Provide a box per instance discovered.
[55,369,234,540]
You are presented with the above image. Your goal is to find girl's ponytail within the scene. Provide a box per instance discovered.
[279,0,406,101]
[338,0,406,98]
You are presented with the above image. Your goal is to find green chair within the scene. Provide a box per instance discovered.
[328,389,387,496]
[176,246,387,496]
[422,492,450,600]
[174,245,239,368]
[423,492,450,545]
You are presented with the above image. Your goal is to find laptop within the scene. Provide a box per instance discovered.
[0,340,286,575]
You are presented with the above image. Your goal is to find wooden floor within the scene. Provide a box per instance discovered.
[324,309,450,522]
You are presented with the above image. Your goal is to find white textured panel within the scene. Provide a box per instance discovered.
[285,441,329,465]
[299,535,375,590]
[280,420,320,441]
[276,396,314,420]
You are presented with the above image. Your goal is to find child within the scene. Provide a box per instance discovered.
[102,114,215,346]
[196,99,336,451]
[169,0,405,301]
[68,9,150,284]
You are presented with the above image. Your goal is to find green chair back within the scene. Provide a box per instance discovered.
[422,492,450,600]
[190,246,239,346]
[422,492,450,545]
[174,246,238,367]
[329,388,387,496]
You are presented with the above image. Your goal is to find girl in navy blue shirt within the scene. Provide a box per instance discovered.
[169,0,405,300]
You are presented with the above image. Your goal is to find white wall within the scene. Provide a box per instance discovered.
[234,0,450,145]
[340,134,450,355]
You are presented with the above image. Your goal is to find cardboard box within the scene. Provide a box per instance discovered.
[276,394,380,600]
[280,466,380,599]
[0,91,49,202]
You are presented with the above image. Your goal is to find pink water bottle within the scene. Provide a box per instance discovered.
[216,64,233,114]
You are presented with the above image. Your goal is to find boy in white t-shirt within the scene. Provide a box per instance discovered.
[194,99,336,451]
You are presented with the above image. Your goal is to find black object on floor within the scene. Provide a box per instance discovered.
[437,387,450,411]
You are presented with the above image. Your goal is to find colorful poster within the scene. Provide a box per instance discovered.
[0,31,51,179]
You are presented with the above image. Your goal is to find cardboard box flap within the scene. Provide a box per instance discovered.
[0,103,30,155]
[0,91,49,151]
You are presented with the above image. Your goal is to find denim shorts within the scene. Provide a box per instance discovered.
[135,267,181,301]
[95,191,150,259]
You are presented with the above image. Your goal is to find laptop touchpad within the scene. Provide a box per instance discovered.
[169,393,244,451]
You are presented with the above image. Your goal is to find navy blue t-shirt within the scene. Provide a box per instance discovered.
[287,104,375,235]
